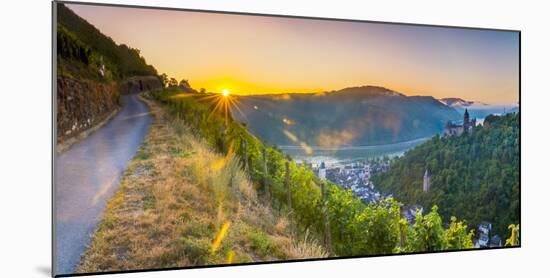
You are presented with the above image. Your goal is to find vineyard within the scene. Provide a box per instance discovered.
[149,88,477,256]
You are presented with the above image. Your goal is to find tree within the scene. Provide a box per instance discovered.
[179,79,190,88]
[444,216,474,250]
[199,88,206,94]
[168,78,178,87]
[353,198,401,255]
[405,206,446,252]
[159,73,168,87]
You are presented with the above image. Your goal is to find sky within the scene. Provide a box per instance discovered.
[67,4,519,104]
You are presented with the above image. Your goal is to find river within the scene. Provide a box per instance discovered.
[279,137,430,166]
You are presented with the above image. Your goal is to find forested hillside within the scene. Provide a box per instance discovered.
[56,4,160,143]
[57,4,157,80]
[372,113,520,237]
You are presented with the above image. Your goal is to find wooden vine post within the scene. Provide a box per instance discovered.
[241,138,249,176]
[399,205,406,249]
[220,126,227,154]
[285,159,294,234]
[321,180,333,256]
[285,160,292,211]
[262,147,269,199]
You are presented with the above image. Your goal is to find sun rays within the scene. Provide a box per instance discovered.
[203,90,249,126]
[170,89,316,155]
[199,90,317,155]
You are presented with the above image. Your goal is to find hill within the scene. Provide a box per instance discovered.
[439,97,519,121]
[77,95,326,273]
[57,4,157,80]
[372,112,520,237]
[439,97,476,107]
[56,3,161,144]
[233,86,460,147]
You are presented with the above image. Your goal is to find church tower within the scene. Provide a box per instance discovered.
[423,169,431,192]
[463,109,470,130]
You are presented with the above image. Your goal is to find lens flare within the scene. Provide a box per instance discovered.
[211,221,231,253]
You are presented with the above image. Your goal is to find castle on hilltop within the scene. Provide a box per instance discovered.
[443,109,476,138]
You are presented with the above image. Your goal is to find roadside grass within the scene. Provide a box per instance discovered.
[77,95,326,273]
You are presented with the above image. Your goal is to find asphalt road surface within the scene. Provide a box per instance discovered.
[54,94,152,275]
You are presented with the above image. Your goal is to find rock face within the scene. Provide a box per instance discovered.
[56,76,120,142]
[57,75,162,143]
[119,76,162,94]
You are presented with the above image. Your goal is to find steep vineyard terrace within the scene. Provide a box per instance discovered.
[148,88,477,256]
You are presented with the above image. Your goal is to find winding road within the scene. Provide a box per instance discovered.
[54,94,152,275]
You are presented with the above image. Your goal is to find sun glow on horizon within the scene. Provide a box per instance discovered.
[68,3,520,104]
[222,89,230,97]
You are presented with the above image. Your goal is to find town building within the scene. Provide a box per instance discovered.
[318,161,326,179]
[489,235,502,247]
[479,222,492,235]
[476,221,494,248]
[318,160,390,203]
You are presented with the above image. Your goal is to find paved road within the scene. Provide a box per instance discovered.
[54,94,152,275]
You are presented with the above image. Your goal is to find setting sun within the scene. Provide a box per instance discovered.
[222,89,230,97]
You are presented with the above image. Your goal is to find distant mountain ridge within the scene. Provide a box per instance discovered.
[232,86,461,147]
[439,97,519,122]
[439,97,487,107]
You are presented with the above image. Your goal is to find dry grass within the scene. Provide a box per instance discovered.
[77,95,326,273]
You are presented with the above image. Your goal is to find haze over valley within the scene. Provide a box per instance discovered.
[233,86,460,148]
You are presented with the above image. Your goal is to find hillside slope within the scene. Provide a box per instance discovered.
[56,4,161,143]
[372,113,519,237]
[57,4,157,79]
[147,88,479,257]
[77,96,326,273]
[233,86,460,146]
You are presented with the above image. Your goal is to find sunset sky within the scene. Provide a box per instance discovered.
[67,4,519,104]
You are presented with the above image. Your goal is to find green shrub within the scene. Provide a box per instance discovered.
[181,238,211,265]
[248,230,279,257]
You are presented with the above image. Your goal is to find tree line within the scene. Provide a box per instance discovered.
[158,73,207,94]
